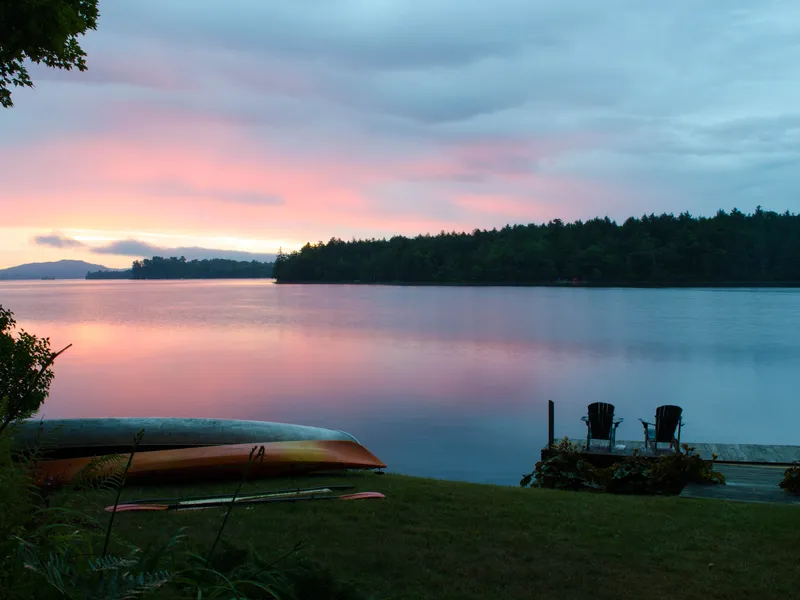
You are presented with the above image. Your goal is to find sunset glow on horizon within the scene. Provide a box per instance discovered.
[3,1,800,269]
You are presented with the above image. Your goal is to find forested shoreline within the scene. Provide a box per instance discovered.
[274,207,800,286]
[86,256,274,280]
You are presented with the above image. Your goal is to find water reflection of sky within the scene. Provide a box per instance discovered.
[2,280,799,485]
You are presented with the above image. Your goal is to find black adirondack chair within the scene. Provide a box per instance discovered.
[639,405,684,454]
[581,402,623,452]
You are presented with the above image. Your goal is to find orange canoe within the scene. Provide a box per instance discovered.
[33,439,386,487]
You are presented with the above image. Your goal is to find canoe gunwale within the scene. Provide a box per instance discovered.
[12,417,360,459]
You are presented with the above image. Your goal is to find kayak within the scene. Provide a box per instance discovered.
[32,439,386,487]
[12,417,358,458]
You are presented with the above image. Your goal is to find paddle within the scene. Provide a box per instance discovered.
[117,483,356,506]
[106,491,386,512]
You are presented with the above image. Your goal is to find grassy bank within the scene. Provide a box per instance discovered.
[90,472,799,600]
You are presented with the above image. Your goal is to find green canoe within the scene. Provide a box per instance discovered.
[11,417,359,458]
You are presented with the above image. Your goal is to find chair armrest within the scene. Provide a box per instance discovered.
[638,419,653,426]
[613,418,624,426]
[581,416,589,422]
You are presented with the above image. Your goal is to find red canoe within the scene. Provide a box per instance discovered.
[33,439,386,487]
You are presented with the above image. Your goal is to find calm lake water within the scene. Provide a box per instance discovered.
[1,280,798,485]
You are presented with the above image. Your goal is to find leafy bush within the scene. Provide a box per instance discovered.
[0,304,71,434]
[779,462,800,495]
[0,433,42,598]
[603,450,654,494]
[521,439,725,495]
[607,445,726,495]
[520,437,601,491]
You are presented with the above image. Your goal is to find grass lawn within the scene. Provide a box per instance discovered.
[92,472,799,600]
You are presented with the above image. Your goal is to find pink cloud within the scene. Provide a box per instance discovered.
[1,104,623,247]
[396,134,604,183]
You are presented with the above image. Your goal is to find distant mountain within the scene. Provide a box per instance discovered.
[0,260,117,280]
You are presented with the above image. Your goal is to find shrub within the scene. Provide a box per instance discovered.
[520,437,602,491]
[0,304,71,434]
[521,439,725,495]
[607,445,726,495]
[779,462,800,495]
[0,433,42,598]
[604,450,654,494]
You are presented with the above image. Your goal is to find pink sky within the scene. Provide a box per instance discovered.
[2,1,796,269]
[0,97,620,269]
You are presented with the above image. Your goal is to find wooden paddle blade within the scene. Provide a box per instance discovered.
[106,504,169,512]
[339,492,385,500]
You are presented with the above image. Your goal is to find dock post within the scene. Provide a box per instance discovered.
[548,400,554,448]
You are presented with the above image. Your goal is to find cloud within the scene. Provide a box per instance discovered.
[136,180,284,206]
[33,232,87,249]
[4,0,800,268]
[90,239,276,262]
[99,1,557,70]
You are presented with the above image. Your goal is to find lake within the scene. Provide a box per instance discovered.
[1,280,798,485]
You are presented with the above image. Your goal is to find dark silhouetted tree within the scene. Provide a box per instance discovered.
[274,208,800,286]
[87,256,274,280]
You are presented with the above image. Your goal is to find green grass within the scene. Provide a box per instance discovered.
[84,471,800,600]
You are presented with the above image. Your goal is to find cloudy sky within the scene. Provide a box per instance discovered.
[2,0,799,268]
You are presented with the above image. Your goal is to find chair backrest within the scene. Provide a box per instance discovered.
[586,402,615,440]
[654,405,682,442]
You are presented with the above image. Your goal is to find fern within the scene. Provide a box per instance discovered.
[103,429,145,557]
[118,570,173,599]
[88,565,173,600]
[17,542,75,597]
[88,554,139,571]
[18,535,175,600]
[69,453,127,491]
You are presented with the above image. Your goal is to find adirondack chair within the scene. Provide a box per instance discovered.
[639,405,684,454]
[581,402,623,452]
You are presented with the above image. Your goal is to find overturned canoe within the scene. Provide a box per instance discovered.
[33,439,386,487]
[12,418,358,458]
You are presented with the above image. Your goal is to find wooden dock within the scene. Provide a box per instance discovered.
[681,464,800,505]
[541,440,800,506]
[542,401,800,504]
[594,440,800,465]
[541,440,800,471]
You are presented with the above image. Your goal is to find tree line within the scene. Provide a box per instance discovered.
[86,256,274,280]
[273,207,800,285]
